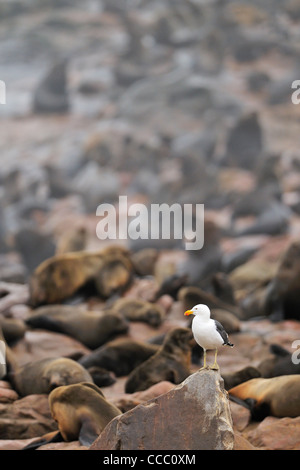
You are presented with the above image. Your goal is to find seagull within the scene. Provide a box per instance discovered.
[184,304,234,370]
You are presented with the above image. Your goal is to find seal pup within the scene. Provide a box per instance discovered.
[229,375,300,420]
[94,246,134,299]
[264,240,300,321]
[223,366,261,390]
[32,59,70,114]
[211,272,236,305]
[125,328,194,393]
[0,317,26,344]
[56,226,88,255]
[11,357,93,396]
[85,366,116,387]
[49,382,122,446]
[79,338,159,377]
[29,245,134,306]
[25,305,129,349]
[178,285,242,319]
[131,248,159,277]
[22,382,122,449]
[257,344,300,378]
[154,274,189,300]
[112,298,165,327]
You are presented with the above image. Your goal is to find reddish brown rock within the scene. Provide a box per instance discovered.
[0,381,19,403]
[90,370,234,451]
[230,401,251,431]
[37,441,88,450]
[11,330,90,366]
[133,381,175,402]
[123,277,159,302]
[246,416,300,450]
[233,433,258,450]
[112,381,175,412]
[0,438,39,450]
[0,282,30,315]
[0,394,56,439]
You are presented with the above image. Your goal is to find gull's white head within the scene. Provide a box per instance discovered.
[184,304,211,320]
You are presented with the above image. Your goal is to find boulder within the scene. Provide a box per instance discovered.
[112,381,175,413]
[245,416,300,450]
[0,438,40,450]
[0,282,29,315]
[233,433,258,450]
[0,380,19,403]
[230,401,251,432]
[0,394,56,439]
[90,369,234,450]
[37,441,88,450]
[11,330,90,366]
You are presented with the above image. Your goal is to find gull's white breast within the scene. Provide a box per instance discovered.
[192,316,224,351]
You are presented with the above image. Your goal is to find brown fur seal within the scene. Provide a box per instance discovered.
[86,366,116,387]
[79,338,159,376]
[223,365,261,390]
[49,382,122,446]
[229,375,300,420]
[154,273,189,300]
[25,305,129,349]
[0,317,26,344]
[112,298,165,327]
[257,344,300,378]
[29,251,105,306]
[11,357,93,396]
[94,247,133,299]
[29,245,133,306]
[56,226,88,255]
[125,327,194,393]
[131,248,159,276]
[178,286,242,319]
[211,272,236,305]
[32,60,69,114]
[264,240,300,321]
[22,382,122,449]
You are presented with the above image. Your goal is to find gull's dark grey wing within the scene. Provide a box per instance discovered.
[214,320,234,346]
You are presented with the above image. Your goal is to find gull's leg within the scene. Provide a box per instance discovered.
[210,348,219,370]
[200,349,207,370]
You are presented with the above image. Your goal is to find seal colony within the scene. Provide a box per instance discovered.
[3,247,300,450]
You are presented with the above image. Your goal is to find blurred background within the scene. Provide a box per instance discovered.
[1,0,300,282]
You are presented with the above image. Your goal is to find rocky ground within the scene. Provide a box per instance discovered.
[1,0,300,451]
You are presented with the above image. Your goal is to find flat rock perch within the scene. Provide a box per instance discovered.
[90,369,234,450]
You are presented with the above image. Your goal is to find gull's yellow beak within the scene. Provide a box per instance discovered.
[184,309,193,316]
